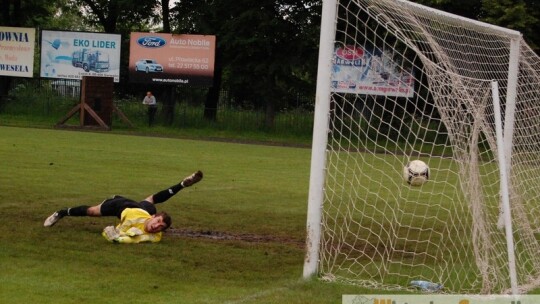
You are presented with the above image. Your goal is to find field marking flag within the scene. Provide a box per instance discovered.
[0,27,36,78]
[40,30,121,82]
[331,45,415,98]
[129,32,216,86]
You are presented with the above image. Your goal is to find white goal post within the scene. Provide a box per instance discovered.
[304,0,540,294]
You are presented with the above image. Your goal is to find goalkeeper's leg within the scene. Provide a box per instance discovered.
[43,205,92,227]
[146,171,203,204]
[44,171,203,226]
[43,196,133,227]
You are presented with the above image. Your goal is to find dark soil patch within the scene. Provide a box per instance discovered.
[166,228,304,248]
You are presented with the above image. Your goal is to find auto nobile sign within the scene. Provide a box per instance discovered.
[128,32,216,86]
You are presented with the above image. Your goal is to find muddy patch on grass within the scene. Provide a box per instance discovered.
[167,228,304,248]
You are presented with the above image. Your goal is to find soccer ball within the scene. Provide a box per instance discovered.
[403,160,429,186]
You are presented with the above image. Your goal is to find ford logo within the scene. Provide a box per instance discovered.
[137,36,166,48]
[336,46,364,60]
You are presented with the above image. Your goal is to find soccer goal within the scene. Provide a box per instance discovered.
[304,0,540,294]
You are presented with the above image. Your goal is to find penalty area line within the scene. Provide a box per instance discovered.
[223,280,304,304]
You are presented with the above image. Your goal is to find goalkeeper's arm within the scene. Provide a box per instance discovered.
[114,234,159,243]
[102,226,161,243]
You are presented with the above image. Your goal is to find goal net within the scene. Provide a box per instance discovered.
[304,0,540,294]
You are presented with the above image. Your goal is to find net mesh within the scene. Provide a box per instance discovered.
[318,0,540,294]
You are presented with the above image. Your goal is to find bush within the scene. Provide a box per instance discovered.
[0,79,315,146]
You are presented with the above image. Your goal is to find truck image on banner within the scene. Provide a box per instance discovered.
[72,49,109,73]
[40,30,121,82]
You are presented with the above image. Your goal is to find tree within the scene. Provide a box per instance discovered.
[413,0,540,53]
[161,0,171,33]
[70,0,184,125]
[170,0,225,121]
[480,0,539,51]
[67,0,159,33]
[0,0,58,104]
[413,0,482,20]
[172,0,321,127]
[1,0,57,27]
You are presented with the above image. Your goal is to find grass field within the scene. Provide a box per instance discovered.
[0,126,371,304]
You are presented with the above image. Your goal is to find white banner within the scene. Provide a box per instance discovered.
[40,30,121,82]
[331,45,414,98]
[344,295,538,304]
[0,27,35,77]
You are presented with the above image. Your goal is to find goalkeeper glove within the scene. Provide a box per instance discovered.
[126,227,144,237]
[102,226,120,242]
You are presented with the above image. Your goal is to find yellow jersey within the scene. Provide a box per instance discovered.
[103,208,162,243]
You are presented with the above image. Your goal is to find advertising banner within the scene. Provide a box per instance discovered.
[40,30,121,82]
[0,27,35,77]
[343,294,540,304]
[331,45,414,98]
[129,32,215,86]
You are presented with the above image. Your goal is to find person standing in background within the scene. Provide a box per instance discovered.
[143,91,157,126]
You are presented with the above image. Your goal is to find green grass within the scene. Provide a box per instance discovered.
[2,125,539,302]
[0,126,368,304]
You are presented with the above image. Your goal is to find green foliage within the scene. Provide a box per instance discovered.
[172,0,320,111]
[0,83,315,146]
[116,101,315,144]
[413,0,540,51]
[481,0,540,50]
[69,0,160,33]
[4,82,76,117]
[0,0,57,27]
[412,0,482,19]
[43,0,94,31]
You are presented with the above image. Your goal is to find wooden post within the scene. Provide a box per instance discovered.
[55,76,134,130]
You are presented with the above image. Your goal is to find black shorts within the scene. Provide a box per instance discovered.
[99,195,157,218]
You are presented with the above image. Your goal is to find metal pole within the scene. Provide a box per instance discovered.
[492,80,519,294]
[303,0,338,278]
[503,37,520,173]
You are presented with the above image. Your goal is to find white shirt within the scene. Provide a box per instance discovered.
[143,95,156,106]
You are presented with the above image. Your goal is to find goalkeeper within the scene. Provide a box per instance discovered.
[43,170,203,243]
